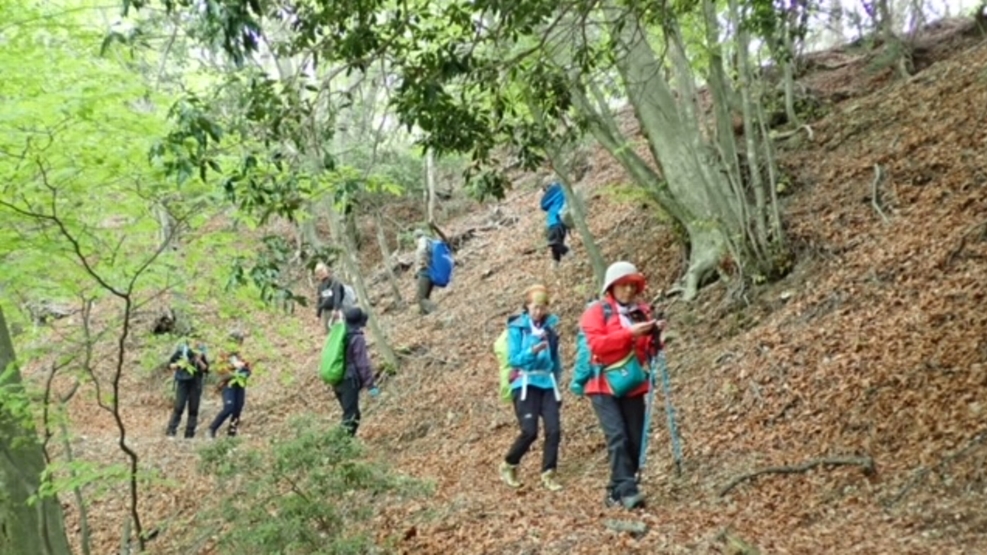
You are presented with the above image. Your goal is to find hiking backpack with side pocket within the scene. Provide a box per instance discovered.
[427,239,454,288]
[319,322,347,386]
[341,283,358,311]
[494,327,513,403]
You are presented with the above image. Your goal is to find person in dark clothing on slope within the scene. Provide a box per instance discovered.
[165,339,210,439]
[315,262,346,332]
[333,307,380,436]
[540,178,570,268]
[208,331,252,438]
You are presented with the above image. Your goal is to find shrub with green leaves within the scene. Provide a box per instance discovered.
[197,417,429,554]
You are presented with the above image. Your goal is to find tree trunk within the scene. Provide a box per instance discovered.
[324,199,399,370]
[0,306,73,555]
[425,148,437,224]
[372,208,404,305]
[519,88,607,287]
[597,6,737,299]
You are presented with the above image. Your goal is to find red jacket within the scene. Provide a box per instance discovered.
[579,296,654,397]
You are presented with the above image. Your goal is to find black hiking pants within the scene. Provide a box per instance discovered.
[333,377,362,437]
[210,386,246,437]
[546,224,569,262]
[505,387,562,472]
[167,376,204,438]
[591,393,646,499]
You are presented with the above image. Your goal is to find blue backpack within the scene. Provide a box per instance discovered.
[427,240,454,288]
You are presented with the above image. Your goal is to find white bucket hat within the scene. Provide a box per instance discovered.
[601,261,646,297]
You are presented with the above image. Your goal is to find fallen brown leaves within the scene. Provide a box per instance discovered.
[24,24,987,555]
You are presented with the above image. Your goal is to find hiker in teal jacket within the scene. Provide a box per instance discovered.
[499,284,564,492]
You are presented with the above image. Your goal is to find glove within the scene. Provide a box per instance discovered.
[569,382,585,397]
[369,387,380,398]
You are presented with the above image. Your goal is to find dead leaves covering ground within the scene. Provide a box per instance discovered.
[24,27,987,555]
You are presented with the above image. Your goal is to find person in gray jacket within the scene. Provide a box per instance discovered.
[334,307,380,436]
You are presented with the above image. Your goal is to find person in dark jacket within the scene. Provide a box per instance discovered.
[574,261,667,509]
[315,262,345,332]
[208,331,251,438]
[540,178,569,268]
[334,307,380,436]
[164,339,210,438]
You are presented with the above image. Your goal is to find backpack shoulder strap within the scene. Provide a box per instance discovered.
[601,300,612,323]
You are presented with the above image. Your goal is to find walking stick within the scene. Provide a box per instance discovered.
[637,355,658,481]
[656,347,683,476]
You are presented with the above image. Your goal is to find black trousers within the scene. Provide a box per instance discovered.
[546,224,569,262]
[505,387,562,472]
[167,377,204,438]
[591,394,646,498]
[333,377,362,436]
[210,386,246,436]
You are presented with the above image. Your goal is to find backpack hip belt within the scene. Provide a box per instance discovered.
[518,370,561,402]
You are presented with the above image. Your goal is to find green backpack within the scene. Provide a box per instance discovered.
[319,322,347,385]
[493,329,513,403]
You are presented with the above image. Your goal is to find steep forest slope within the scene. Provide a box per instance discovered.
[28,18,987,555]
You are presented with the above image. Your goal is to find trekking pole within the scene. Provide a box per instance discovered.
[656,347,684,476]
[637,355,658,482]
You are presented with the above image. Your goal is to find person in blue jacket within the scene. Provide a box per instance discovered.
[540,178,570,267]
[498,284,564,491]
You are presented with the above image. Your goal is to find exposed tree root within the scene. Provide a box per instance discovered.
[719,455,875,497]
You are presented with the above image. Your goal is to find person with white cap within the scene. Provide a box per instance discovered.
[575,261,666,509]
[498,284,564,491]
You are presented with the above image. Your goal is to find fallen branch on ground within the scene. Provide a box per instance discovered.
[769,124,814,142]
[871,163,890,224]
[885,430,987,507]
[944,219,987,268]
[719,455,875,497]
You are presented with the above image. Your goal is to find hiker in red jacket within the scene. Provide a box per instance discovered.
[578,261,666,509]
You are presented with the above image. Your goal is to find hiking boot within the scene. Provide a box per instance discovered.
[541,470,563,491]
[499,462,522,488]
[620,492,646,509]
[605,491,620,508]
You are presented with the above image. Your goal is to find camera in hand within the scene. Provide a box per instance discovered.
[628,306,649,323]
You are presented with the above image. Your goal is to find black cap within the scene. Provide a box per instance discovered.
[344,307,367,327]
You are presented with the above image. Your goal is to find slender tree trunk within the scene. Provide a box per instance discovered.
[729,0,769,252]
[372,208,404,305]
[0,306,73,555]
[323,192,398,369]
[58,420,92,555]
[520,88,607,287]
[425,148,437,224]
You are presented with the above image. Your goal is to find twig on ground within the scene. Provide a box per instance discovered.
[944,219,987,268]
[719,455,875,497]
[871,163,890,224]
[886,430,987,507]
